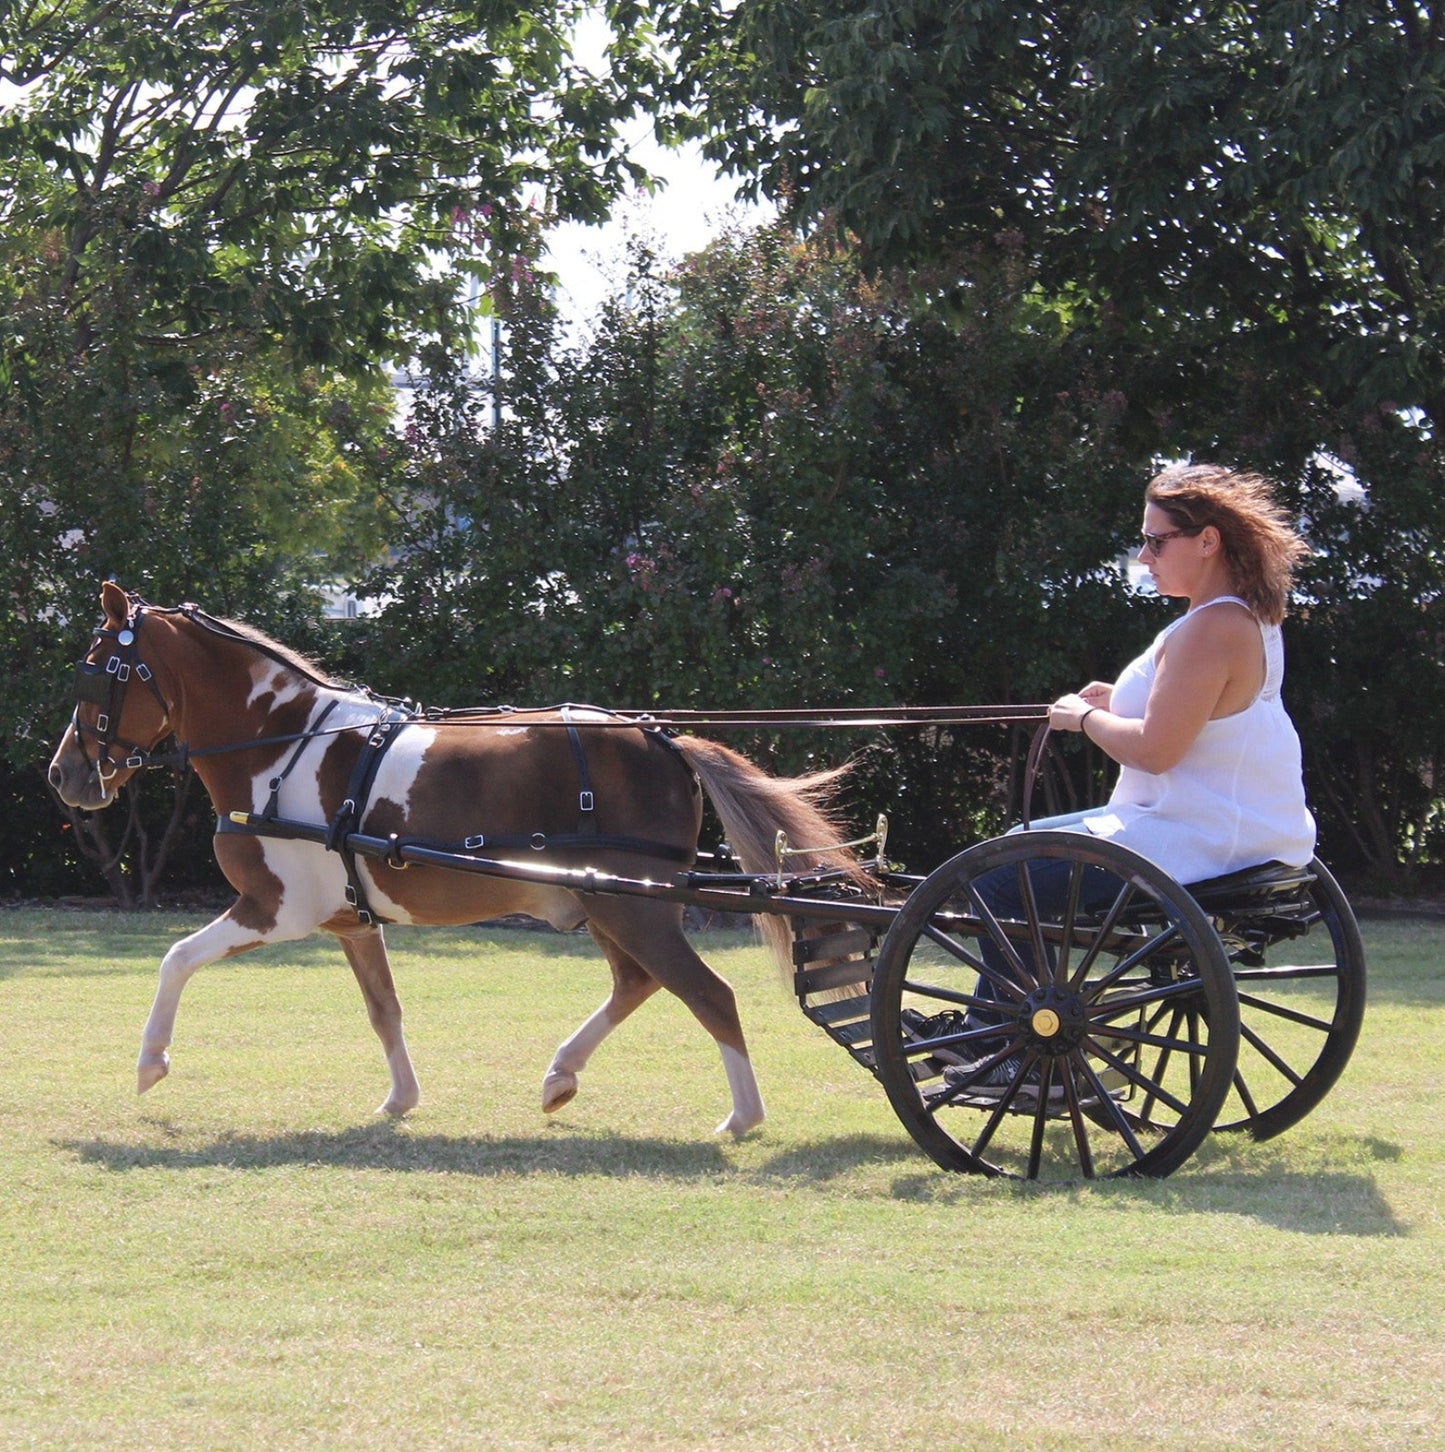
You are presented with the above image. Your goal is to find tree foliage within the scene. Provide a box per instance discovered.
[666,0,1445,428]
[660,0,1445,885]
[358,224,1146,863]
[0,0,675,900]
[0,0,666,369]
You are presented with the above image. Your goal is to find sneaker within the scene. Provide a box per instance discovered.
[900,1006,968,1038]
[941,1054,1065,1106]
[900,1006,972,1065]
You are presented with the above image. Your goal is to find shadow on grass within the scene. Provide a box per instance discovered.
[54,1121,1407,1233]
[885,1130,1410,1235]
[56,1120,917,1183]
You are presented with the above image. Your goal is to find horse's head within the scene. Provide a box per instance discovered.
[48,581,176,810]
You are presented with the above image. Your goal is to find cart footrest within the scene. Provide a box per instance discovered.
[791,921,881,1078]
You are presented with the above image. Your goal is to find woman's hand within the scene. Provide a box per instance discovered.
[1050,693,1096,732]
[1050,681,1113,732]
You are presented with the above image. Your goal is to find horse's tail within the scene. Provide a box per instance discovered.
[670,734,867,978]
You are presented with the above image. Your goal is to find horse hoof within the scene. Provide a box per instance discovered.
[542,1069,578,1114]
[137,1052,169,1095]
[375,1097,416,1119]
[715,1109,765,1139]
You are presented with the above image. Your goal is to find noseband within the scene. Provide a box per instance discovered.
[70,595,175,794]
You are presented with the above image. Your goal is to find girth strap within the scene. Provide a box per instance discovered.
[327,706,411,926]
[260,699,341,820]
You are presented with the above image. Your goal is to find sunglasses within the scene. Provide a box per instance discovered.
[1140,526,1203,554]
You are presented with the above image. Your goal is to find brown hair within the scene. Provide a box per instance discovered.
[1145,464,1310,625]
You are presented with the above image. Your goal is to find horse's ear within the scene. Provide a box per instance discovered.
[100,581,128,627]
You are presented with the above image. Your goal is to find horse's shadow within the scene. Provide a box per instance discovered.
[56,1119,918,1184]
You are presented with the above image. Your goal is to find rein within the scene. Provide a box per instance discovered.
[71,594,1057,822]
[419,703,1050,732]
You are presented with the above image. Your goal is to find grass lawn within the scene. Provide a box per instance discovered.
[0,905,1440,1450]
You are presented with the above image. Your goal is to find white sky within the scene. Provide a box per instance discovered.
[542,134,770,332]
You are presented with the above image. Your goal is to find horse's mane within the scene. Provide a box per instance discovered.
[203,612,349,690]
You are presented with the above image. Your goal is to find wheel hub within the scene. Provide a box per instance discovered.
[1019,984,1088,1055]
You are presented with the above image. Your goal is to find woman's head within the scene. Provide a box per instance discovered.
[1144,464,1309,623]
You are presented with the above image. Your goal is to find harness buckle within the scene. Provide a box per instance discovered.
[464,835,485,850]
[579,791,595,813]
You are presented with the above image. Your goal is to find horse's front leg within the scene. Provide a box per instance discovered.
[335,926,420,1117]
[137,908,269,1094]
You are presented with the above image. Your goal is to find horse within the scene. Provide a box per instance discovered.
[47,582,863,1136]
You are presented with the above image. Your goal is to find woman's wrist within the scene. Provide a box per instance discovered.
[1080,706,1099,733]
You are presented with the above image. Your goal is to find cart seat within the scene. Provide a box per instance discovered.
[1185,860,1316,912]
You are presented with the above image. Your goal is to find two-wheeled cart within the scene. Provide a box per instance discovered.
[239,789,1365,1183]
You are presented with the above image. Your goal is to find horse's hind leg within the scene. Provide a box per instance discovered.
[571,901,766,1138]
[336,927,421,1118]
[542,929,661,1114]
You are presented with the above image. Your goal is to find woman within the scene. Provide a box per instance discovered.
[1047,460,1316,879]
[920,463,1317,1093]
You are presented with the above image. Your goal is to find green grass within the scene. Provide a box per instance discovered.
[0,906,1441,1450]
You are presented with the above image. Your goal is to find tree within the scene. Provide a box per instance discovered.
[0,0,668,371]
[662,0,1445,883]
[0,0,677,901]
[666,0,1445,432]
[363,223,1145,865]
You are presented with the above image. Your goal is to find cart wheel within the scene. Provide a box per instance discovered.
[870,832,1239,1181]
[1210,857,1366,1139]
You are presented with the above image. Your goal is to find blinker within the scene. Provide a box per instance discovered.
[73,661,113,706]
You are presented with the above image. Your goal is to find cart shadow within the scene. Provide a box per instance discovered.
[56,1120,918,1183]
[886,1131,1410,1236]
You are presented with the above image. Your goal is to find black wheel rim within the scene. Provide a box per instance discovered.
[1211,858,1366,1139]
[871,833,1239,1181]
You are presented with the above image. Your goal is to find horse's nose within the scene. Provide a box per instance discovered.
[48,761,65,791]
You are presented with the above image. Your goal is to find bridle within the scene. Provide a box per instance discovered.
[68,593,393,798]
[70,594,176,797]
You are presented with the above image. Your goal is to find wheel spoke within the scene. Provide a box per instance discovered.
[1237,1018,1306,1087]
[1061,1072,1099,1179]
[966,881,1042,995]
[1236,991,1336,1035]
[1016,859,1053,992]
[1091,1039,1195,1119]
[921,919,989,973]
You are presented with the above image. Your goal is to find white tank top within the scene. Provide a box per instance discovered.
[1080,596,1317,884]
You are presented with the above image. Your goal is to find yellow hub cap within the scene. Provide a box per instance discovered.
[1031,1007,1061,1038]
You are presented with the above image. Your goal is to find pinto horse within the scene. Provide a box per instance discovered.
[47,583,862,1136]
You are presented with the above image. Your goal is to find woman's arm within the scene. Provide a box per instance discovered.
[1050,607,1261,773]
